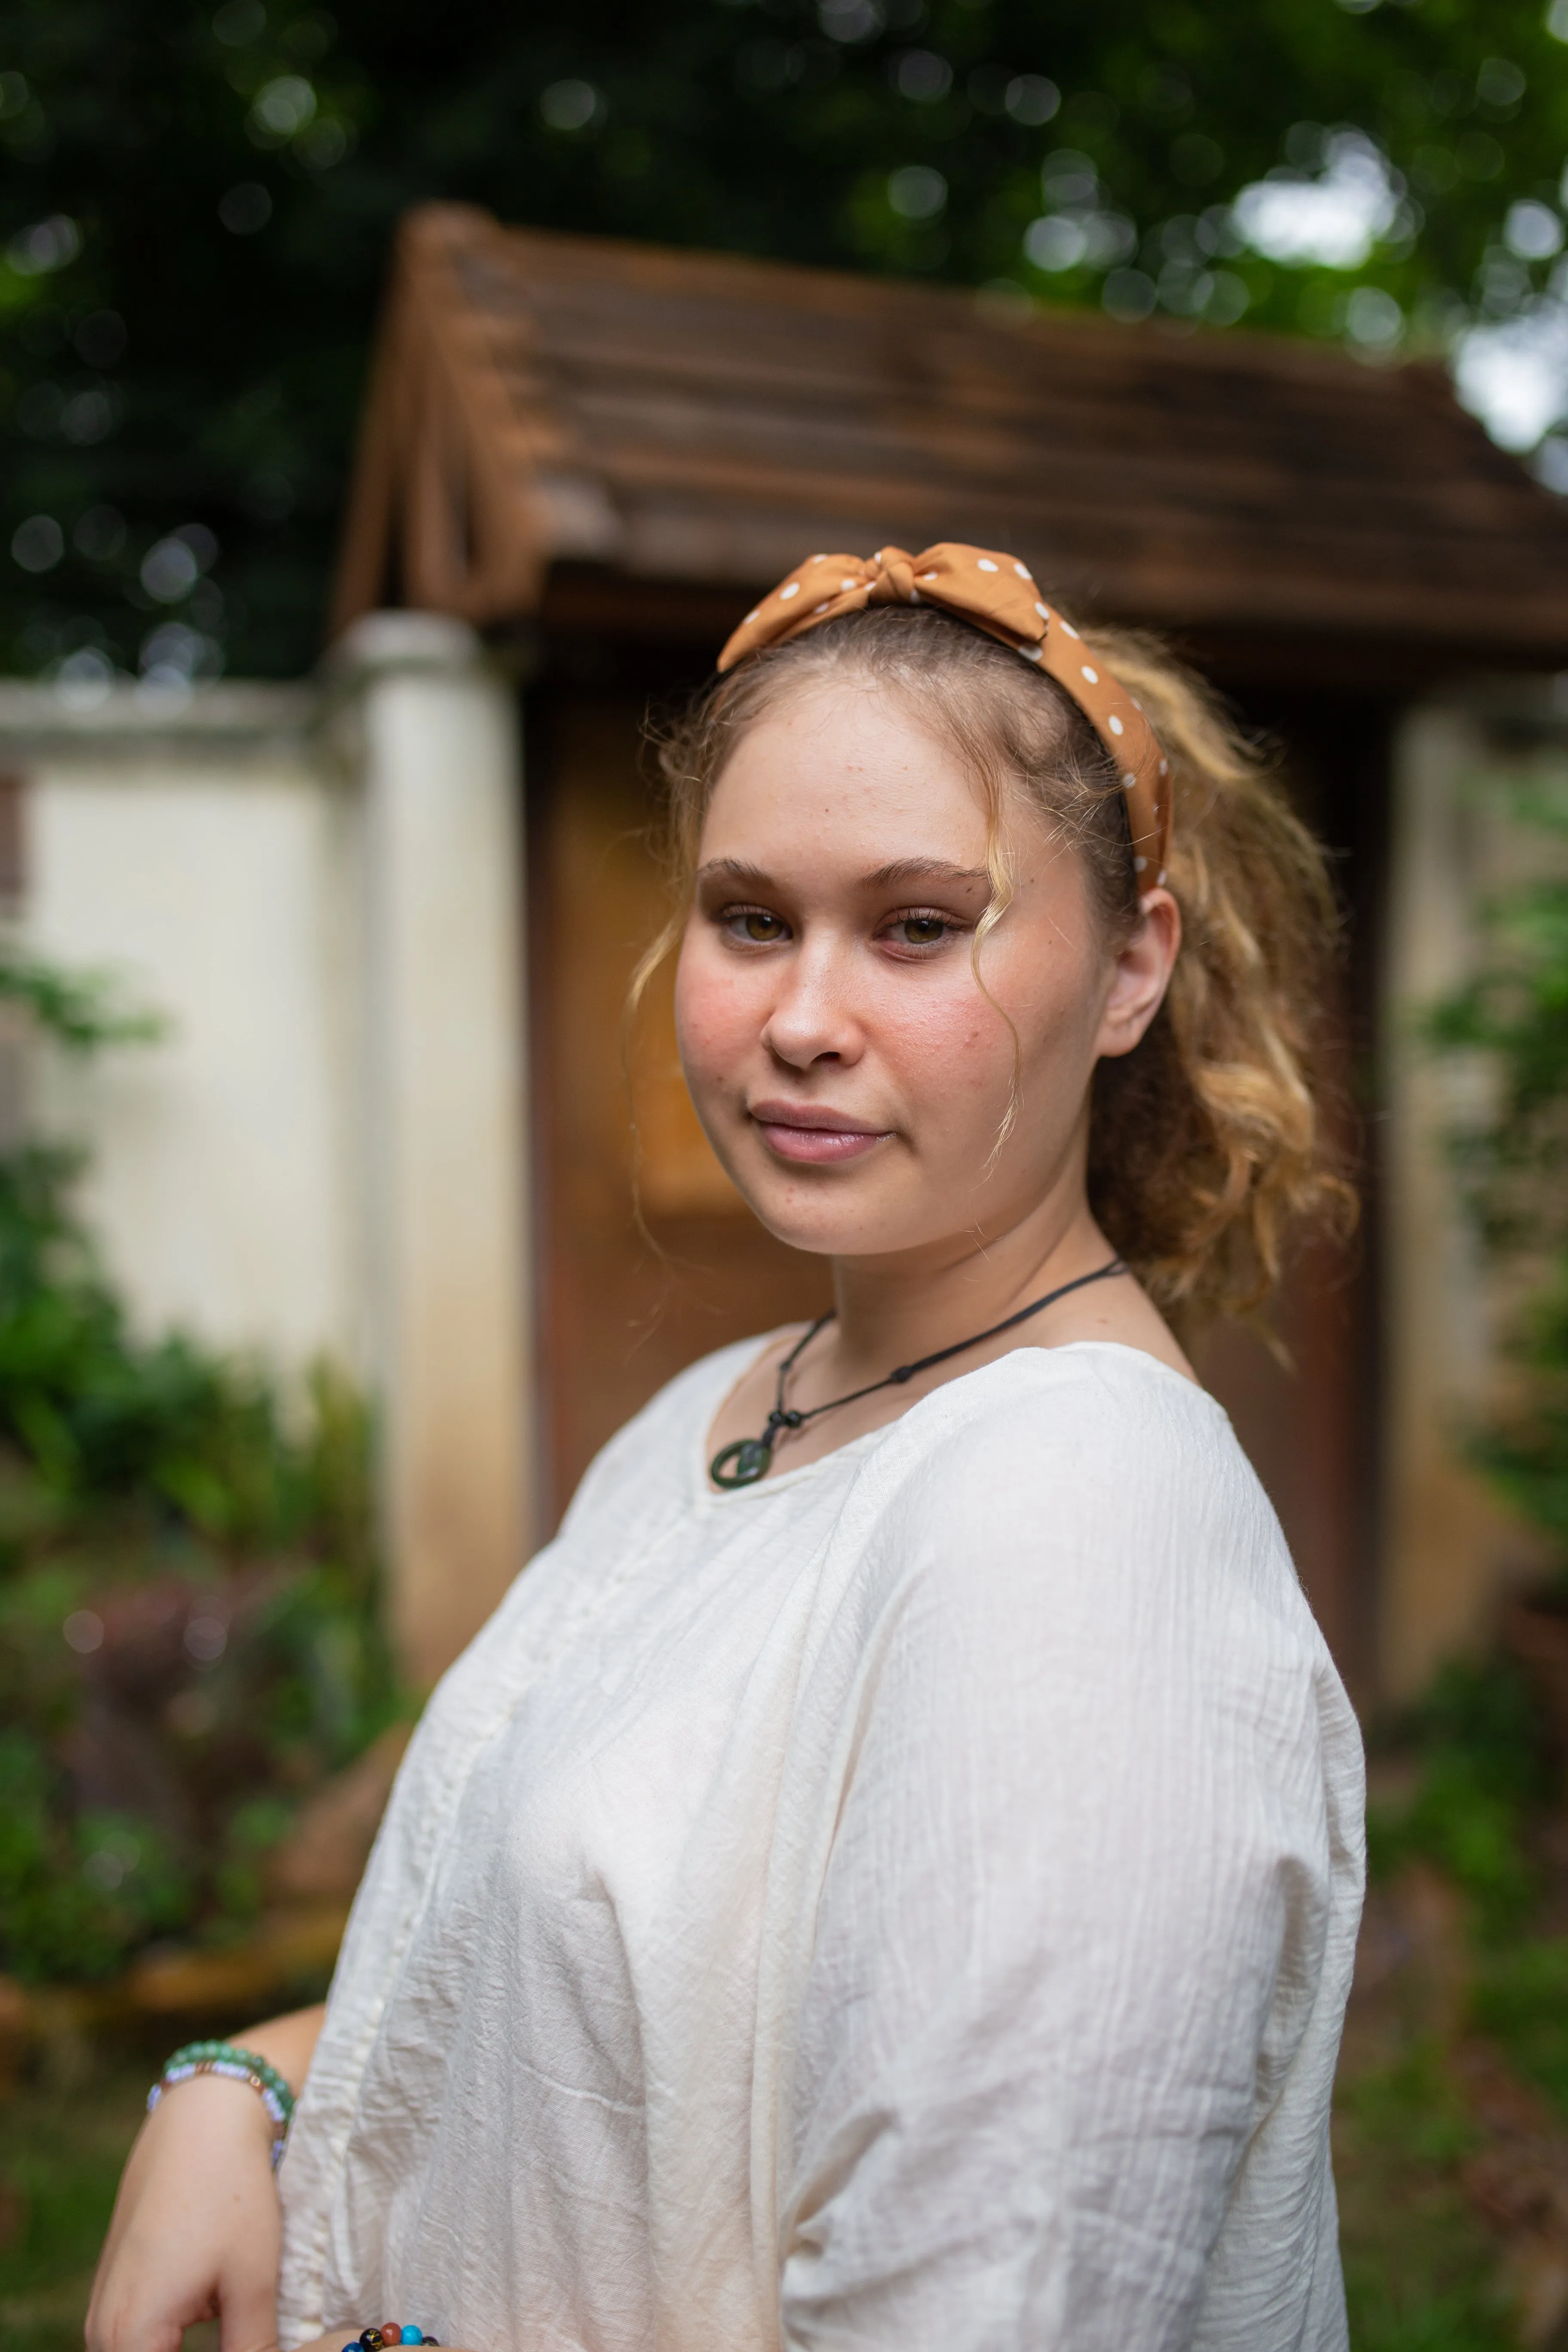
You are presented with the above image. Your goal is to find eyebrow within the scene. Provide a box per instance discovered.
[695,857,991,892]
[864,858,991,891]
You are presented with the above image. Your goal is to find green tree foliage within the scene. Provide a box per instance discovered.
[0,0,1565,683]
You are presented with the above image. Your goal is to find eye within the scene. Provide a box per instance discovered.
[720,904,790,944]
[883,910,955,951]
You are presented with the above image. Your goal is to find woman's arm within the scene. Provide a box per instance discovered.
[777,1384,1360,2349]
[87,2004,326,2352]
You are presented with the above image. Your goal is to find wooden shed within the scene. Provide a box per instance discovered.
[332,200,1568,1697]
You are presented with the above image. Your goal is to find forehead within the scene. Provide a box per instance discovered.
[702,680,991,856]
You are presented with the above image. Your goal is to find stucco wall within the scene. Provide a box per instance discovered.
[18,695,367,1379]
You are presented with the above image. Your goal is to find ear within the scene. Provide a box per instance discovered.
[1096,886,1181,1060]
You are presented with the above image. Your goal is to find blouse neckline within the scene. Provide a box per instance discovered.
[692,1335,1219,1511]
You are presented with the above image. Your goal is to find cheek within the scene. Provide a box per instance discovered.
[885,972,996,1066]
[865,960,1020,1123]
[947,928,1105,1108]
[673,930,752,1087]
[1005,947,1097,1057]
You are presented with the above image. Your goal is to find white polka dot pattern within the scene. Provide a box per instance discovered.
[716,540,1172,877]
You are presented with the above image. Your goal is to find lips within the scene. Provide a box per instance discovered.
[748,1100,891,1167]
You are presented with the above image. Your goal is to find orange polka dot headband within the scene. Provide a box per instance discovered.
[718,542,1172,885]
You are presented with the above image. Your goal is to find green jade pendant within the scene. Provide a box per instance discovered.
[709,1406,805,1488]
[706,1259,1127,1494]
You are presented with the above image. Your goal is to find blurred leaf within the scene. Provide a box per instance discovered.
[1367,1657,1548,1933]
[1472,1935,1568,2115]
[0,951,163,1054]
[1426,781,1568,1564]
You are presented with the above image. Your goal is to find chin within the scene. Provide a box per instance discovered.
[750,1205,866,1258]
[723,1153,926,1261]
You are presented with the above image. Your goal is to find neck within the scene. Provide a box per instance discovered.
[822,1179,1112,1385]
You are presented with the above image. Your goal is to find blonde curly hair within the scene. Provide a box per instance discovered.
[639,603,1355,1322]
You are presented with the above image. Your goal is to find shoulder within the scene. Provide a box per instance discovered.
[888,1341,1262,1540]
[852,1341,1322,1679]
[810,1342,1360,1870]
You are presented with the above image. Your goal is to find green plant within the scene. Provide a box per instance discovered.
[1351,1660,1568,2342]
[1427,778,1568,1571]
[0,2059,153,2352]
[0,953,400,1986]
[0,951,163,1057]
[1471,1936,1568,2118]
[1366,1656,1549,1936]
[0,1730,192,1983]
[1335,2039,1518,2352]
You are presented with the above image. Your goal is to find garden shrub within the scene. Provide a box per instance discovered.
[0,950,401,1985]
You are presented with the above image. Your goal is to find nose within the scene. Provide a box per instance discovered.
[760,934,864,1072]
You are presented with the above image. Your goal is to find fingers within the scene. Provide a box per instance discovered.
[85,2264,206,2352]
[216,2266,281,2352]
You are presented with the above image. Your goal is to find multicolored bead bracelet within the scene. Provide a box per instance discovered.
[146,2039,297,2169]
[341,2324,440,2350]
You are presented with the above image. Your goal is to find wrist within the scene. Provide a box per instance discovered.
[234,2002,325,2099]
[147,2040,294,2167]
[141,2067,282,2174]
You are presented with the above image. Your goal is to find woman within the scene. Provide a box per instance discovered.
[90,545,1365,2352]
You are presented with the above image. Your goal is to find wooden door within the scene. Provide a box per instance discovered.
[1188,684,1389,1698]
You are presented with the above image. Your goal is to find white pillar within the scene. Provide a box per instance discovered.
[1380,701,1524,1696]
[331,614,533,1685]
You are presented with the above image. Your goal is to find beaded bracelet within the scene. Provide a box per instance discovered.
[147,2039,297,2169]
[341,2324,440,2350]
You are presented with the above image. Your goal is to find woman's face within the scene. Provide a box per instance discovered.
[674,678,1174,1263]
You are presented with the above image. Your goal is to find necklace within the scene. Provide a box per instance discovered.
[709,1256,1128,1489]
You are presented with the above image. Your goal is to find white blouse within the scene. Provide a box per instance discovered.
[278,1338,1365,2352]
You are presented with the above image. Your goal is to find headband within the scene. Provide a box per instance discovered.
[718,542,1171,884]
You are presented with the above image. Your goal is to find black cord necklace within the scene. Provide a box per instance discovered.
[709,1256,1129,1490]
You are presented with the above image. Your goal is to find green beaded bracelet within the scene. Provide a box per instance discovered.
[147,2039,297,2168]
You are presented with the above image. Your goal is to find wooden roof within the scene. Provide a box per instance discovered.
[332,202,1568,670]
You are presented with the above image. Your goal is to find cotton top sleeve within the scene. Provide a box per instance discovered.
[778,1353,1362,2351]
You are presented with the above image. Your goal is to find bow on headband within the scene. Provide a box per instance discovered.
[718,543,1171,884]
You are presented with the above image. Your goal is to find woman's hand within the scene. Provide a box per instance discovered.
[86,2072,283,2352]
[87,2006,325,2352]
